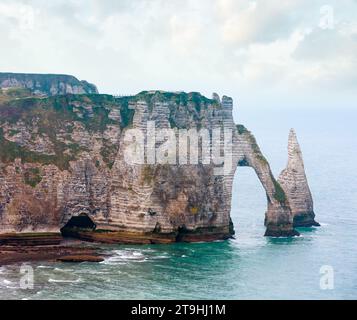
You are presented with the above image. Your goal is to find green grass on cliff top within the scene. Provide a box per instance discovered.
[0,90,220,170]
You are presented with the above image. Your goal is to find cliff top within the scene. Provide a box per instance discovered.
[0,72,88,81]
[0,72,230,107]
[0,87,232,170]
[0,72,98,96]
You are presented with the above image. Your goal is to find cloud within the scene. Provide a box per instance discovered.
[216,0,302,45]
[0,2,37,32]
[0,0,356,102]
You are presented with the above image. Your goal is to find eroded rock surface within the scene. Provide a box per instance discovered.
[235,125,298,237]
[278,129,319,227]
[0,75,316,241]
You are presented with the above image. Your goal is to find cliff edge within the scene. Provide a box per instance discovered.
[0,72,98,96]
[0,73,317,243]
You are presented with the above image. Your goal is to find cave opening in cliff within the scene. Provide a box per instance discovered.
[60,213,96,238]
[175,225,188,242]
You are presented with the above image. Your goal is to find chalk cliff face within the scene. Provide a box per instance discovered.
[0,73,98,96]
[0,74,316,242]
[278,129,319,227]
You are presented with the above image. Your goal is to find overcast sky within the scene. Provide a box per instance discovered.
[0,0,356,112]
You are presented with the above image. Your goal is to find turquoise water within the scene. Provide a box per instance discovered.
[0,107,356,299]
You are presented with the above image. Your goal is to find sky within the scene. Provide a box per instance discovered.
[0,0,356,114]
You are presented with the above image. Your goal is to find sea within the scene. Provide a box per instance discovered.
[0,106,356,300]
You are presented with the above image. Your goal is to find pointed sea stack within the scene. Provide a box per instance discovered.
[278,129,319,227]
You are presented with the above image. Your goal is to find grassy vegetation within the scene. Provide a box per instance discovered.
[100,140,119,169]
[24,167,42,187]
[0,128,55,166]
[0,94,122,170]
[271,174,287,203]
[116,97,135,128]
[134,90,215,106]
[236,124,248,134]
[141,165,155,184]
[237,124,286,203]
[0,87,35,104]
[125,91,220,129]
[0,90,220,170]
[244,129,269,165]
[8,129,20,136]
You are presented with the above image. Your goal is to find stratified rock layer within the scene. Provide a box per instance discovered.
[278,129,319,227]
[0,76,307,241]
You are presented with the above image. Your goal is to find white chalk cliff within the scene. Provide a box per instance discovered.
[0,73,318,244]
[278,129,319,227]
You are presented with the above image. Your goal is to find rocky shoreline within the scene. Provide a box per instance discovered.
[0,225,236,265]
[0,236,105,266]
[61,225,234,244]
[0,226,234,265]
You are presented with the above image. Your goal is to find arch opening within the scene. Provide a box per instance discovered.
[231,167,267,237]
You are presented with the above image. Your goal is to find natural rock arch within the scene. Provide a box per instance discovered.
[233,125,298,237]
[0,85,318,241]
